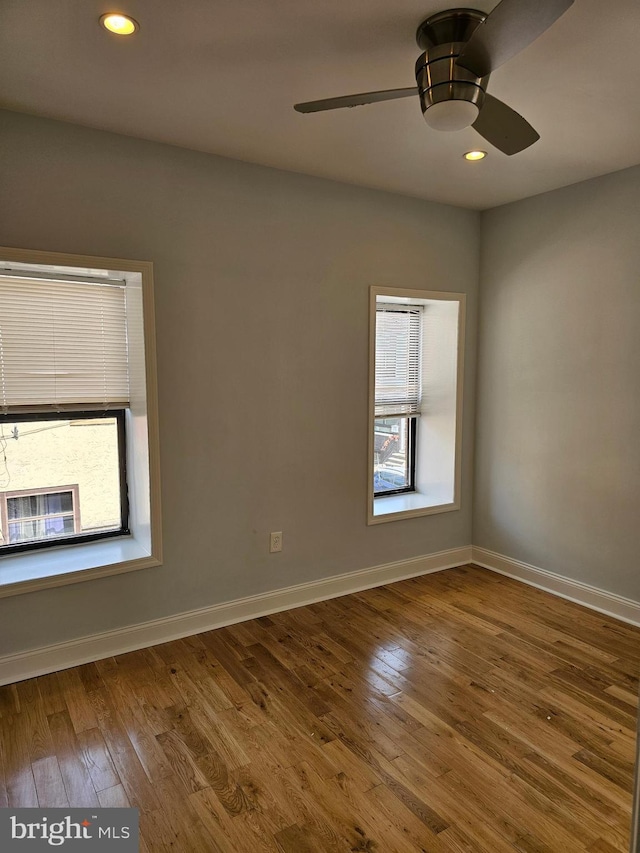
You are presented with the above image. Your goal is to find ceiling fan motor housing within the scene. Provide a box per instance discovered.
[415,8,489,131]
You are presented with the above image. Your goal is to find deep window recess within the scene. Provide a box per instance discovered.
[369,287,464,524]
[0,271,131,555]
[374,304,422,497]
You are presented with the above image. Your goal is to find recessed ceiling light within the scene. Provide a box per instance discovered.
[463,150,487,162]
[100,13,139,36]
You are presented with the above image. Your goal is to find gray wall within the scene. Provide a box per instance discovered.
[0,110,479,655]
[475,165,640,601]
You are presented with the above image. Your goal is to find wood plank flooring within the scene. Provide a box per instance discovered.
[1,564,638,852]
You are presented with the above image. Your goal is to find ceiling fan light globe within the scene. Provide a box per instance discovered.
[423,100,479,132]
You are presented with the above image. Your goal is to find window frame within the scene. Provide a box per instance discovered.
[0,247,162,598]
[0,409,129,555]
[368,285,466,525]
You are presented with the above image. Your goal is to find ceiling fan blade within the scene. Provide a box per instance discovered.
[456,0,574,77]
[294,87,417,114]
[472,93,540,155]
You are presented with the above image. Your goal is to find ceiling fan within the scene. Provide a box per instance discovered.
[294,0,573,155]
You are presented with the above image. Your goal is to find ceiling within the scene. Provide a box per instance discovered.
[1,0,639,209]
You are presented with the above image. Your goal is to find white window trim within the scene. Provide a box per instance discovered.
[368,285,465,525]
[0,246,162,597]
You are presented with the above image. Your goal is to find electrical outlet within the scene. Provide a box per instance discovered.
[270,531,282,553]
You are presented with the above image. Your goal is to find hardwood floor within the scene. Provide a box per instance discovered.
[1,564,638,852]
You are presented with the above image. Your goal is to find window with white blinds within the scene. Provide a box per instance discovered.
[0,275,129,413]
[374,304,422,418]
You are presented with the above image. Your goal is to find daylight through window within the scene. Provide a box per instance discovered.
[369,287,465,524]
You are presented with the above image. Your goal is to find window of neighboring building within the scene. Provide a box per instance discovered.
[0,248,162,597]
[3,487,79,545]
[368,287,465,524]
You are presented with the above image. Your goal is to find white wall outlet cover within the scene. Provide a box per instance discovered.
[270,532,283,553]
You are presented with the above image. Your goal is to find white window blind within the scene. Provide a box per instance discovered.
[0,275,129,413]
[375,304,422,418]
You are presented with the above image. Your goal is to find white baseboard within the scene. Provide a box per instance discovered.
[0,546,472,686]
[4,543,636,686]
[472,546,640,627]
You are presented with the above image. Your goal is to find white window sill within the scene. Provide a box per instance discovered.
[370,490,458,524]
[0,536,160,598]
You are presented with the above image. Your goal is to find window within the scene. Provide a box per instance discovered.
[0,270,130,554]
[374,417,416,494]
[2,486,80,546]
[0,247,161,597]
[374,305,422,496]
[368,287,465,523]
[0,412,128,554]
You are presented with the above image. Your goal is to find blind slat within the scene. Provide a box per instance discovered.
[0,275,130,412]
